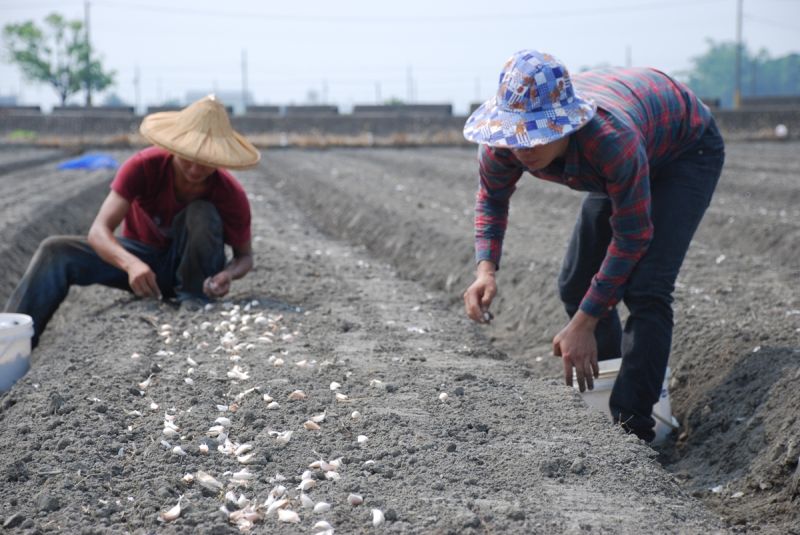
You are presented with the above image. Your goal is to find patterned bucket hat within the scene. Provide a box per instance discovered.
[464,50,596,148]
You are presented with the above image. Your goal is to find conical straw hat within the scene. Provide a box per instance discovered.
[140,95,261,170]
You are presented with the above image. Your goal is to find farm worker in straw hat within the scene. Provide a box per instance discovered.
[4,95,260,349]
[462,50,725,442]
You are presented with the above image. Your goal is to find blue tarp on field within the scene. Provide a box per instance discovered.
[57,153,119,170]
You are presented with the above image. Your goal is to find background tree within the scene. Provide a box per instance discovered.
[101,92,130,108]
[682,39,800,108]
[2,13,114,106]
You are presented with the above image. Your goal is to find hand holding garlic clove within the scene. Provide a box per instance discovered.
[203,271,232,298]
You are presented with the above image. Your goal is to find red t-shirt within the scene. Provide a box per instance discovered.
[111,147,251,250]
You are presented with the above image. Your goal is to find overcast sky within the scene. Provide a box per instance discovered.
[1,0,799,113]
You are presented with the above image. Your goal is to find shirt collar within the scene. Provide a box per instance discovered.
[563,134,581,179]
[530,134,580,180]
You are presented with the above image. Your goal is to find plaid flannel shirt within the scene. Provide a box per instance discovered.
[475,67,712,317]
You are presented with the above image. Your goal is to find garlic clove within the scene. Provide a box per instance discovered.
[300,493,315,509]
[313,502,332,514]
[237,453,255,464]
[266,498,288,515]
[158,496,182,522]
[313,519,333,531]
[298,479,316,491]
[234,444,253,456]
[196,471,223,491]
[304,420,321,431]
[311,412,327,423]
[277,508,300,523]
[215,417,232,427]
[372,508,385,527]
[138,374,154,390]
[227,365,249,381]
[347,493,363,506]
[288,390,307,400]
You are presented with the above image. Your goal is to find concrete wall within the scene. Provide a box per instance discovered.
[742,96,800,109]
[1,108,798,144]
[352,104,453,117]
[713,109,799,138]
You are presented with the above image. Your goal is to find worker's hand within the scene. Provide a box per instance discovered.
[203,271,232,298]
[553,311,599,392]
[464,261,497,324]
[128,260,161,299]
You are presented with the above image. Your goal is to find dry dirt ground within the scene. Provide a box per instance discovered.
[0,141,797,534]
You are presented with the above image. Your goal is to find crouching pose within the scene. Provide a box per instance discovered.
[462,50,724,442]
[4,95,261,348]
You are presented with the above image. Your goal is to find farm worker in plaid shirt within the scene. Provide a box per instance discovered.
[462,50,725,442]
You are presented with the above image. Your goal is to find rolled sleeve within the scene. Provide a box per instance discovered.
[580,134,653,317]
[474,145,523,268]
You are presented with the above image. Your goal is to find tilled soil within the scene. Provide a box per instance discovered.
[0,143,796,534]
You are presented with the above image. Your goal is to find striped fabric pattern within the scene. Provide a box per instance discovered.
[475,67,712,317]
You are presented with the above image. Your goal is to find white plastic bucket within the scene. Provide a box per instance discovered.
[0,313,34,393]
[575,357,679,444]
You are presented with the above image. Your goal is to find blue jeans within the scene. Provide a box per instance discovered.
[558,120,725,442]
[4,201,226,348]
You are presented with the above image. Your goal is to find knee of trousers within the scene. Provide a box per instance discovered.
[184,201,223,234]
[623,287,674,320]
[35,236,78,265]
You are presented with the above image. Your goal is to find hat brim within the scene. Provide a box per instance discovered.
[140,112,261,170]
[463,94,596,148]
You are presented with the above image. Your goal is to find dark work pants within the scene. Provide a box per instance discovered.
[558,120,725,442]
[4,201,226,348]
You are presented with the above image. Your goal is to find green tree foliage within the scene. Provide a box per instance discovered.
[2,13,115,106]
[684,39,800,108]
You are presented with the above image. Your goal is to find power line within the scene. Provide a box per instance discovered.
[87,0,729,23]
[744,13,800,32]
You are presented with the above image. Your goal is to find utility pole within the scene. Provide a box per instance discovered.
[406,66,413,103]
[626,45,632,68]
[375,81,381,104]
[241,49,248,113]
[84,0,92,106]
[134,65,141,114]
[322,79,328,104]
[734,0,743,109]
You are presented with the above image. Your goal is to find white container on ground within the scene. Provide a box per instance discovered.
[0,313,34,393]
[575,357,679,444]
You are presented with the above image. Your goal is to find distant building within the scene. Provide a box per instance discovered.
[0,94,18,106]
